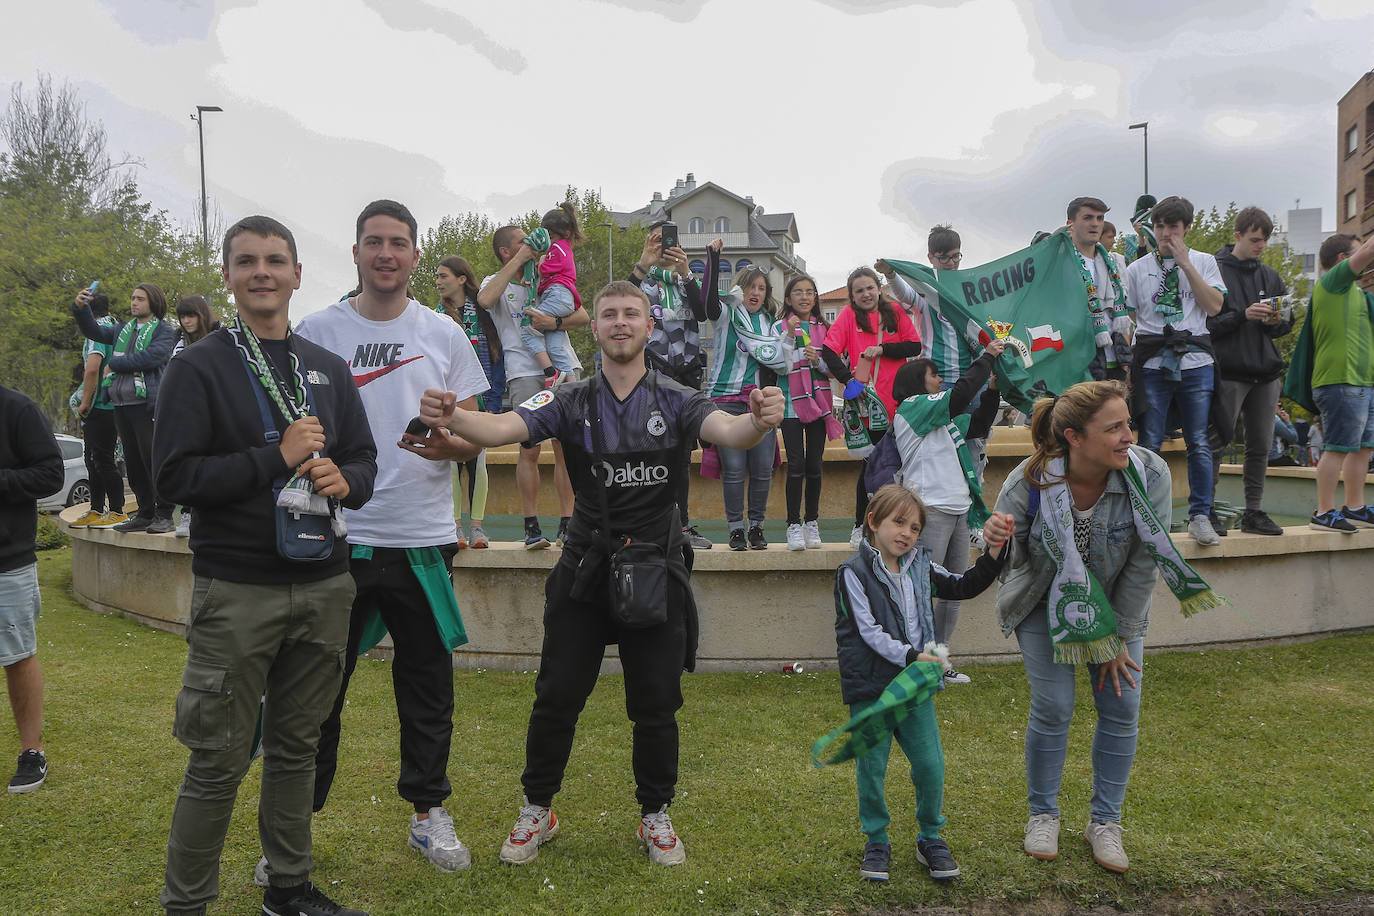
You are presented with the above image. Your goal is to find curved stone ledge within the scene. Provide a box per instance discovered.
[62,505,1374,674]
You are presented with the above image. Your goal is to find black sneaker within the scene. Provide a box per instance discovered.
[1207,512,1229,538]
[728,529,747,551]
[1341,505,1374,528]
[113,515,153,533]
[8,749,47,794]
[1240,509,1283,536]
[747,525,767,550]
[915,837,960,880]
[554,518,569,547]
[860,840,890,882]
[146,516,176,534]
[524,522,550,550]
[683,526,712,550]
[1309,509,1357,533]
[263,881,367,916]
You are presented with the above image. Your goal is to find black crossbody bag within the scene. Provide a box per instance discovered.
[587,374,669,628]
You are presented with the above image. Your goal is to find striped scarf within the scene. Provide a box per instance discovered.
[1076,244,1127,348]
[109,318,164,400]
[706,289,788,396]
[1151,251,1184,324]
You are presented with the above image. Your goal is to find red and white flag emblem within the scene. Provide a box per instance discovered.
[1027,324,1063,352]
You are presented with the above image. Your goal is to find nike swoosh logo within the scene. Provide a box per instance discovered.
[353,355,424,386]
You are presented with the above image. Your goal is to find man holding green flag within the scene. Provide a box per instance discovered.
[884,230,1098,413]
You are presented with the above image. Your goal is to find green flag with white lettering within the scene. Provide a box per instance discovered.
[885,230,1096,412]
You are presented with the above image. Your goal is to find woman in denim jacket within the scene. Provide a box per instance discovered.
[992,380,1171,875]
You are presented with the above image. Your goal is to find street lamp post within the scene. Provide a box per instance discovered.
[192,105,223,257]
[1128,121,1148,196]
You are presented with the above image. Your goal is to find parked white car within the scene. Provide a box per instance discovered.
[37,433,90,512]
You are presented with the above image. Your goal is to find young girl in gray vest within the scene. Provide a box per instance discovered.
[833,484,1013,883]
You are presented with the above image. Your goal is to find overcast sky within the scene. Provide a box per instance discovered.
[4,0,1372,318]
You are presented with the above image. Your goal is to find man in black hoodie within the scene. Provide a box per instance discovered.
[1207,206,1292,536]
[153,216,377,916]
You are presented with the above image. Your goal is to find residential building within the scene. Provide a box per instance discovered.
[612,173,807,373]
[1336,69,1374,245]
[612,173,806,290]
[1272,207,1327,290]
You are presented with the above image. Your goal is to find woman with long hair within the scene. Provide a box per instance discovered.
[992,380,1223,874]
[705,265,788,550]
[172,295,217,357]
[436,255,502,548]
[774,274,834,550]
[821,266,921,548]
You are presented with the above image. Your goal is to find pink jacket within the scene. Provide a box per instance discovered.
[538,238,582,310]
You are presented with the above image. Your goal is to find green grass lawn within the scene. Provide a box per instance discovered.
[1,551,1371,915]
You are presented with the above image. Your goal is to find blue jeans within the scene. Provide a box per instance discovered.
[716,399,775,529]
[1138,365,1214,518]
[1015,610,1143,824]
[520,284,576,373]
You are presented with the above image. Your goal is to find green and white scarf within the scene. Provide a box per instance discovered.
[519,227,552,327]
[108,318,164,400]
[645,267,685,319]
[1151,251,1184,324]
[1132,204,1157,255]
[1038,451,1227,664]
[812,659,944,766]
[1075,243,1127,348]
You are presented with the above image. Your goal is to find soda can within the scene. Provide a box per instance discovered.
[783,662,805,674]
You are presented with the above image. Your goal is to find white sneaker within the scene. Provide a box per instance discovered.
[253,855,270,888]
[1085,819,1129,873]
[969,527,986,551]
[409,806,471,872]
[786,523,805,551]
[1024,813,1060,860]
[803,520,823,549]
[943,667,971,685]
[849,526,863,550]
[637,804,687,866]
[499,796,559,865]
[1188,514,1220,547]
[175,513,191,538]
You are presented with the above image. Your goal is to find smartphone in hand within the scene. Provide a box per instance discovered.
[659,221,679,251]
[404,416,430,437]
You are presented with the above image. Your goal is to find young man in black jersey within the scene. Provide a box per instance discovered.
[419,280,784,867]
[153,216,377,916]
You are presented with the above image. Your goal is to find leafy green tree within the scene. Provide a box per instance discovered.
[0,76,223,428]
[413,187,648,367]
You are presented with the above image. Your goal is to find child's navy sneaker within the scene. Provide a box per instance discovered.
[915,837,960,880]
[859,840,890,882]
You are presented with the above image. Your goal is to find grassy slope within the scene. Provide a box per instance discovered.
[0,551,1370,914]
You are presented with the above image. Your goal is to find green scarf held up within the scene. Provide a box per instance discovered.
[520,227,552,327]
[1037,451,1227,664]
[812,659,944,767]
[646,267,682,318]
[108,318,163,400]
[1151,251,1184,324]
[1133,204,1157,255]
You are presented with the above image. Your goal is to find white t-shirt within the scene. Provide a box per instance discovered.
[295,299,489,548]
[1125,248,1225,371]
[480,274,583,381]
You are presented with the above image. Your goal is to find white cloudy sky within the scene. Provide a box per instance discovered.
[3,0,1372,318]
